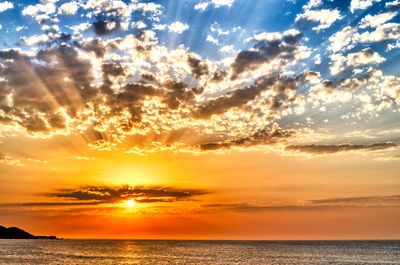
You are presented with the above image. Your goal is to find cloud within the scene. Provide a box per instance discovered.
[48,185,209,204]
[329,48,385,75]
[0,46,95,135]
[0,3,398,158]
[302,0,322,11]
[0,154,24,167]
[203,194,400,212]
[346,48,385,66]
[359,11,398,29]
[308,194,400,205]
[193,75,297,118]
[350,0,382,13]
[195,0,234,11]
[187,54,209,79]
[295,9,343,31]
[230,29,302,79]
[357,23,400,42]
[21,34,49,46]
[198,123,291,151]
[285,142,398,155]
[22,2,56,17]
[0,1,13,13]
[92,18,121,36]
[328,26,358,52]
[59,1,79,15]
[168,22,189,34]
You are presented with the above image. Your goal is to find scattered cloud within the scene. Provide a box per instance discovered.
[350,0,382,13]
[0,154,24,167]
[0,1,13,13]
[295,9,343,31]
[195,0,234,11]
[168,22,189,34]
[59,1,79,16]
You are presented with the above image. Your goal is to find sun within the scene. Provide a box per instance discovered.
[125,198,136,207]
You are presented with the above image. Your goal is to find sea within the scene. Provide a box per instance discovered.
[0,239,399,264]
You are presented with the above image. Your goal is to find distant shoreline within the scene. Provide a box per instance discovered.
[0,225,59,240]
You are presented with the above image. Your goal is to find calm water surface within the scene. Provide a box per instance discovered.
[1,239,399,264]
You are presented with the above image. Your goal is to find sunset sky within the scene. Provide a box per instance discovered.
[0,0,400,239]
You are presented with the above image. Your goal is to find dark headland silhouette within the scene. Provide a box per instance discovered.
[0,225,58,239]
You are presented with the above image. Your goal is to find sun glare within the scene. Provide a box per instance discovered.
[125,198,136,207]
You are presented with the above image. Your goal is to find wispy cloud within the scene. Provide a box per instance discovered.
[285,142,398,155]
[203,194,400,212]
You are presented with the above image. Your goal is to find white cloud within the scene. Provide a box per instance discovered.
[219,45,234,54]
[132,21,147,29]
[67,22,91,34]
[296,9,343,31]
[329,53,346,75]
[386,0,400,7]
[0,1,13,12]
[358,23,400,42]
[153,24,166,30]
[330,48,385,75]
[131,2,162,14]
[381,75,400,105]
[251,32,282,42]
[359,12,398,29]
[387,39,400,51]
[194,2,209,11]
[22,3,56,16]
[211,0,234,7]
[346,48,386,66]
[206,34,219,45]
[350,0,382,13]
[59,1,79,15]
[303,0,322,10]
[168,22,189,34]
[22,34,49,46]
[195,0,234,11]
[328,26,357,52]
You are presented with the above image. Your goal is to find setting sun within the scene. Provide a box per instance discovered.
[125,198,136,207]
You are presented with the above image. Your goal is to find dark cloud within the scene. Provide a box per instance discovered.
[199,125,292,151]
[92,18,121,36]
[230,31,302,80]
[339,77,365,91]
[187,54,209,79]
[101,62,125,77]
[0,45,96,133]
[285,142,398,154]
[296,71,320,84]
[210,69,228,83]
[194,75,297,119]
[78,39,105,57]
[48,185,209,204]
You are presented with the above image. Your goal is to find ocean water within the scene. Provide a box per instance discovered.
[0,239,399,264]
